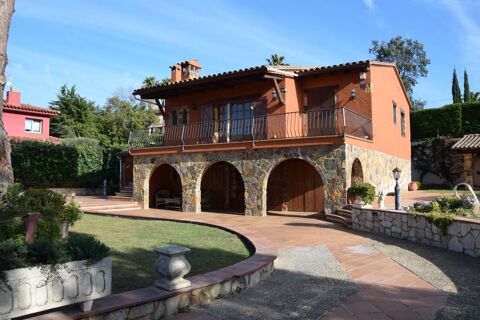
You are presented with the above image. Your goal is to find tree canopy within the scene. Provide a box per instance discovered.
[451,68,462,104]
[369,36,430,97]
[464,70,471,103]
[50,85,159,147]
[266,54,288,66]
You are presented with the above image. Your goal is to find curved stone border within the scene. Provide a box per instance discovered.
[27,212,276,320]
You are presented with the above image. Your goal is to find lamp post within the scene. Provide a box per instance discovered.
[392,167,401,210]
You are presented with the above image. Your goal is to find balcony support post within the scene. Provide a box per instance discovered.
[342,108,346,135]
[181,125,185,151]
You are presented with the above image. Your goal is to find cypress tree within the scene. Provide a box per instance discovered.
[452,68,462,104]
[464,69,471,103]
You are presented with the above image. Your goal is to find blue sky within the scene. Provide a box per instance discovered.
[5,0,480,108]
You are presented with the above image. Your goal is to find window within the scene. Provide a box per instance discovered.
[25,118,42,133]
[171,109,188,125]
[392,102,397,124]
[400,110,406,136]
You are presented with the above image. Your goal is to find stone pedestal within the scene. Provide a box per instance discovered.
[154,245,191,291]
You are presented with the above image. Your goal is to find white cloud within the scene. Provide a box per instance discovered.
[440,0,480,64]
[362,0,375,10]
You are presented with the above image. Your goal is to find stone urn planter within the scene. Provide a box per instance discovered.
[0,257,111,320]
[154,245,191,291]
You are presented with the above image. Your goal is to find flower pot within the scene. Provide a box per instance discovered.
[22,212,40,244]
[408,182,418,191]
[0,257,111,320]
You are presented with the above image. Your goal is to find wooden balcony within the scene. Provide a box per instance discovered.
[129,108,372,152]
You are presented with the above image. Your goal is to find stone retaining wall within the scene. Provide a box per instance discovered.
[351,207,480,257]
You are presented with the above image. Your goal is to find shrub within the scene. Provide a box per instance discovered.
[11,140,104,188]
[347,183,376,204]
[27,238,69,266]
[66,235,110,263]
[0,239,28,272]
[60,200,83,226]
[411,102,480,140]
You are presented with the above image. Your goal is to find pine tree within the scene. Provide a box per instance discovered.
[452,68,462,104]
[464,70,471,103]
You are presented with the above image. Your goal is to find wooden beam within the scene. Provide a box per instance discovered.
[272,78,285,104]
[154,98,167,117]
[264,74,284,80]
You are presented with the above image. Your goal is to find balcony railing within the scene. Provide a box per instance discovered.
[128,108,372,149]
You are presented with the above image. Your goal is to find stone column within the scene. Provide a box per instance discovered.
[181,172,201,213]
[464,153,474,186]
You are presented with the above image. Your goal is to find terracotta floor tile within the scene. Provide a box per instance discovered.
[344,302,382,315]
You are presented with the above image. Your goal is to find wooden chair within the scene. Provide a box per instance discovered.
[155,189,170,208]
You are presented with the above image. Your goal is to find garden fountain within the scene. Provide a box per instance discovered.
[453,183,480,212]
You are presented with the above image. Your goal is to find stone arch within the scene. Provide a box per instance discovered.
[351,158,364,186]
[198,161,246,213]
[265,158,325,214]
[147,163,182,209]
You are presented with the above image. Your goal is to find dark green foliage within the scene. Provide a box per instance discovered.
[11,140,104,188]
[50,85,100,138]
[347,183,376,204]
[411,102,480,140]
[0,239,27,271]
[412,137,463,186]
[60,201,83,226]
[266,53,288,66]
[66,235,110,263]
[369,36,430,96]
[0,220,24,242]
[35,218,62,241]
[27,238,68,265]
[452,68,462,104]
[411,104,462,139]
[464,70,471,103]
[461,103,480,134]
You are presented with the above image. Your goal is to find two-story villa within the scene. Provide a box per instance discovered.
[129,60,411,217]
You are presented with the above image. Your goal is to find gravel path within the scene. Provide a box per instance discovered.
[187,245,358,320]
[366,234,480,320]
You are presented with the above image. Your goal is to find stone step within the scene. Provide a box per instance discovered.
[325,213,352,228]
[81,203,139,211]
[115,192,133,197]
[336,209,353,218]
[95,206,142,212]
[107,195,134,202]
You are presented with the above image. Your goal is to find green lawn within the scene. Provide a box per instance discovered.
[70,214,252,293]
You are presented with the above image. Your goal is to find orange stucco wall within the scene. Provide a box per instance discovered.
[161,64,410,160]
[358,64,411,160]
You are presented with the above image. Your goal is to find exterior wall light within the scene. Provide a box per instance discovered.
[351,89,357,99]
[392,167,401,210]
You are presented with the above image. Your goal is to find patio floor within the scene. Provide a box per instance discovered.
[76,195,458,320]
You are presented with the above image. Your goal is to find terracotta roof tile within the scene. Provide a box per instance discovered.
[3,103,59,116]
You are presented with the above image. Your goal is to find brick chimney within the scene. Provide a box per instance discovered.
[6,87,20,106]
[170,60,202,82]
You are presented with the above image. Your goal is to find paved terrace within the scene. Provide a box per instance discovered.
[72,197,459,320]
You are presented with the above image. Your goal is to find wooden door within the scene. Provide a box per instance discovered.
[267,159,324,213]
[304,86,336,136]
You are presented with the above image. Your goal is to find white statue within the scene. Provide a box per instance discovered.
[378,190,385,209]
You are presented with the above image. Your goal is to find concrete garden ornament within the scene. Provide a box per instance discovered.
[454,183,480,212]
[154,245,192,291]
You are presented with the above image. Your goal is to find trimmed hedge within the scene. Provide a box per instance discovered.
[411,102,480,140]
[11,140,125,189]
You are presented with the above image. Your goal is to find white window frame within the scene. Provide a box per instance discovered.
[25,118,42,134]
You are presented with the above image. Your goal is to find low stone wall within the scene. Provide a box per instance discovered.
[351,207,480,257]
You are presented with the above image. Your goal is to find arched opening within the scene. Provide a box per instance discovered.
[200,161,245,213]
[149,164,182,210]
[351,158,364,186]
[267,159,324,215]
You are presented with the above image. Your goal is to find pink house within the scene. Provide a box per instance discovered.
[2,88,59,143]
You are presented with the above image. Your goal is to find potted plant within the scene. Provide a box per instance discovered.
[347,183,376,207]
[408,181,421,191]
[0,185,111,319]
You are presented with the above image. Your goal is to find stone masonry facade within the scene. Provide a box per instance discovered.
[352,207,480,257]
[345,144,411,194]
[133,143,411,216]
